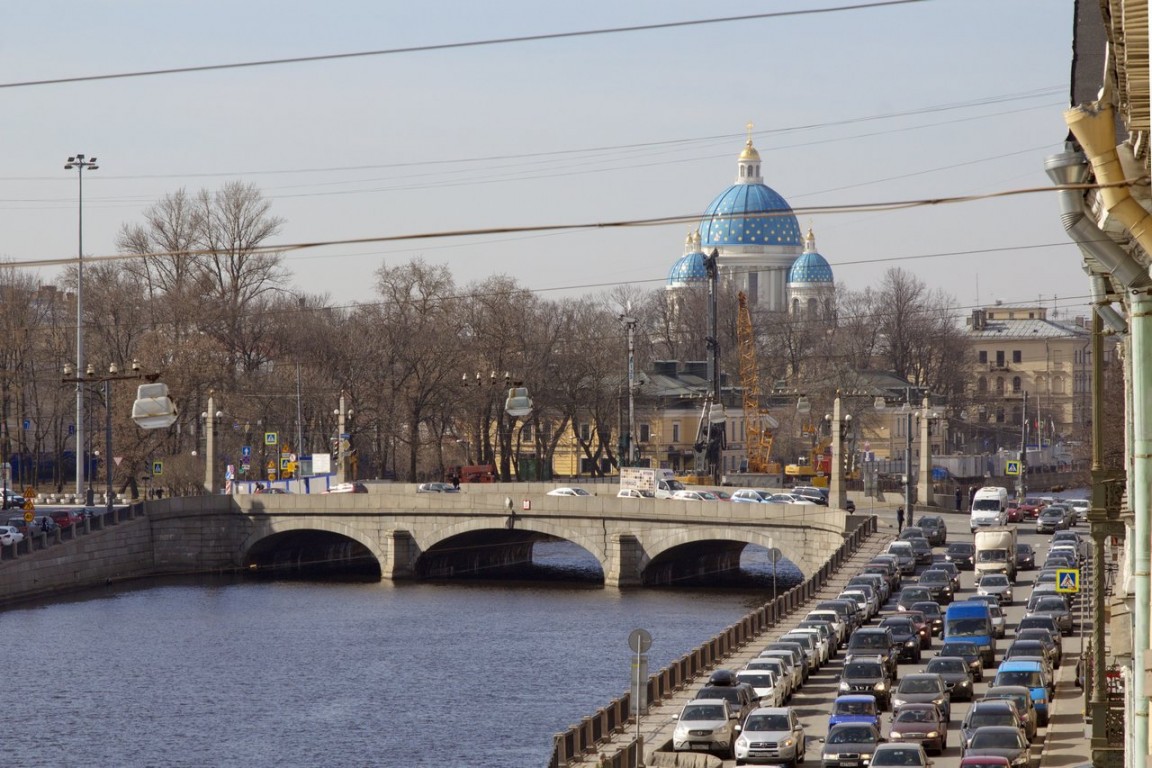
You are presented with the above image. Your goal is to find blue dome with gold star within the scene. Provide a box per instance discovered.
[788,229,834,283]
[667,231,709,287]
[698,138,802,248]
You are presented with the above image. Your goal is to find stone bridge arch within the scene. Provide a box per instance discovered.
[239,516,387,575]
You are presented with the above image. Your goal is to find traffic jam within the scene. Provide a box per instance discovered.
[669,490,1087,768]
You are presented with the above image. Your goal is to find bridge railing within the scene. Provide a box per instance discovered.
[548,514,878,768]
[0,501,146,561]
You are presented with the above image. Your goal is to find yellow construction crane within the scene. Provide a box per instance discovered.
[736,292,775,473]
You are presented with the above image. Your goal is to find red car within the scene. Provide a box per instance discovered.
[49,508,83,529]
[1018,498,1045,519]
[1005,501,1024,523]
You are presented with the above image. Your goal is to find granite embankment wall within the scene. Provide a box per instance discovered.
[0,497,243,607]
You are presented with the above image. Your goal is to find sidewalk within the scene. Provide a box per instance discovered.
[579,515,897,766]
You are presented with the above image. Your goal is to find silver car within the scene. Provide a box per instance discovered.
[734,706,806,766]
[673,699,739,758]
[1029,596,1074,635]
[977,573,1014,605]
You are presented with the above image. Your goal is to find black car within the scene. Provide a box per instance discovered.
[924,655,974,701]
[845,627,899,680]
[938,639,985,681]
[916,515,947,546]
[1016,627,1062,668]
[896,587,934,612]
[906,536,934,565]
[916,569,954,605]
[945,541,975,570]
[910,601,944,637]
[879,616,923,663]
[1016,543,1037,570]
[839,659,892,709]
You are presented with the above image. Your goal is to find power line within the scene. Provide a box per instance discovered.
[0,1,932,90]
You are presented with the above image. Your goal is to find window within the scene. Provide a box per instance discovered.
[579,423,591,441]
[672,423,680,443]
[1052,349,1063,365]
[521,423,533,441]
[978,377,988,393]
[996,408,1005,423]
[978,350,988,364]
[1053,377,1064,394]
[1012,376,1022,393]
[995,377,1005,394]
[639,423,650,443]
[1013,350,1022,363]
[996,350,1005,368]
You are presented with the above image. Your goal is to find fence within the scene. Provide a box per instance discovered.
[548,515,879,768]
[0,502,145,561]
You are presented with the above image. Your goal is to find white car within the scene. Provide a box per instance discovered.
[0,524,24,545]
[672,698,738,758]
[736,668,783,707]
[730,488,772,503]
[1067,498,1089,522]
[546,487,592,497]
[616,488,654,499]
[733,707,806,766]
[672,489,715,501]
[767,493,816,505]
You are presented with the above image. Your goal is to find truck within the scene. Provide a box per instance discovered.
[944,601,997,667]
[974,526,1018,582]
[619,468,685,499]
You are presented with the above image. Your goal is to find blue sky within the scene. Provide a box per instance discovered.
[1,0,1083,317]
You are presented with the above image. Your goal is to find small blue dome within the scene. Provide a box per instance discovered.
[668,251,709,286]
[698,184,803,248]
[788,250,834,283]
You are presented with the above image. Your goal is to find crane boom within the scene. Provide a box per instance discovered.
[736,292,774,473]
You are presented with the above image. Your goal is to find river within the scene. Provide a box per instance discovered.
[1,542,801,768]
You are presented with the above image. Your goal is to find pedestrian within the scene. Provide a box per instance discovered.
[451,471,460,490]
[955,487,962,512]
[896,506,905,533]
[969,485,977,510]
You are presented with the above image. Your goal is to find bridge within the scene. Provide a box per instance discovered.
[155,484,862,587]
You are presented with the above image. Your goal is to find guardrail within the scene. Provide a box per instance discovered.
[0,502,146,561]
[548,515,879,768]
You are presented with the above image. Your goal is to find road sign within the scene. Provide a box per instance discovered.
[1005,460,1021,476]
[1056,568,1080,593]
[767,548,784,565]
[241,445,252,458]
[22,499,34,512]
[152,460,163,476]
[627,628,652,653]
[264,432,278,446]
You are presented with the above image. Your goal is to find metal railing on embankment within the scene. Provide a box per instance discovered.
[0,502,145,561]
[548,515,879,768]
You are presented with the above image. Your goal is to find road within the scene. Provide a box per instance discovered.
[720,516,1087,768]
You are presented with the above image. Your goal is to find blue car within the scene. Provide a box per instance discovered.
[828,694,881,731]
[993,659,1052,726]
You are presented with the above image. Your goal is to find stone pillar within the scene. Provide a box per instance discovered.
[917,396,935,508]
[604,534,644,587]
[380,529,417,580]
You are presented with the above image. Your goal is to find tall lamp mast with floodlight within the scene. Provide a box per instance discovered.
[65,153,98,495]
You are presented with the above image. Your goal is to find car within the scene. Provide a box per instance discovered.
[1051,531,1088,559]
[849,573,891,604]
[842,585,881,619]
[896,586,933,612]
[992,661,1052,726]
[892,674,951,722]
[797,620,838,658]
[744,658,794,702]
[253,486,290,494]
[946,541,976,570]
[712,490,732,501]
[787,627,831,665]
[736,669,783,708]
[828,694,882,731]
[959,757,1012,768]
[1015,543,1036,570]
[908,537,934,565]
[324,482,368,493]
[899,526,928,542]
[869,743,932,767]
[1028,595,1074,634]
[1018,497,1046,517]
[731,488,772,503]
[616,488,655,498]
[1027,584,1067,610]
[962,725,1031,767]
[1043,551,1078,570]
[820,723,884,768]
[695,683,758,723]
[889,702,948,754]
[938,639,985,681]
[781,631,824,669]
[48,508,83,529]
[674,489,715,501]
[982,685,1040,742]
[976,573,1014,605]
[765,642,812,681]
[792,485,829,505]
[0,524,25,544]
[766,493,817,505]
[902,609,933,648]
[885,541,917,575]
[734,706,806,766]
[911,601,944,637]
[865,558,902,591]
[673,698,739,758]
[0,528,15,546]
[986,602,1007,639]
[917,569,954,604]
[1015,628,1062,668]
[1016,615,1064,653]
[12,515,57,536]
[1004,640,1056,683]
[417,482,459,493]
[816,599,863,633]
[925,655,974,701]
[546,486,593,497]
[1005,500,1024,523]
[1067,498,1090,523]
[933,561,963,591]
[915,515,948,545]
[845,628,899,677]
[880,616,923,662]
[708,669,739,687]
[1036,505,1070,533]
[760,650,804,692]
[806,609,847,645]
[839,659,892,710]
[1,488,26,508]
[1049,541,1083,565]
[960,700,1028,747]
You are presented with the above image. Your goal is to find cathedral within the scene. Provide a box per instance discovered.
[667,131,835,317]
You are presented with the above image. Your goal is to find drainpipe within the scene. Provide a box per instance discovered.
[1086,266,1130,334]
[1064,102,1152,765]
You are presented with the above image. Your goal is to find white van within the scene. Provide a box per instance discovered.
[970,486,1009,532]
[656,472,686,499]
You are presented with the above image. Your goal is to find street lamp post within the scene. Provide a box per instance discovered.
[334,392,353,484]
[64,154,97,496]
[202,393,224,493]
[620,312,638,467]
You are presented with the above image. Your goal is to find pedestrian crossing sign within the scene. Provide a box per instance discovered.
[1005,460,1021,476]
[1055,568,1080,593]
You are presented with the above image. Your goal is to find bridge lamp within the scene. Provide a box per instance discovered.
[504,387,533,418]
